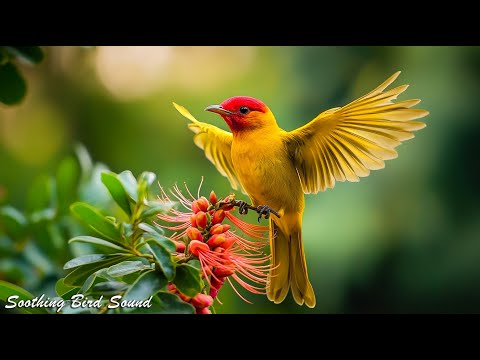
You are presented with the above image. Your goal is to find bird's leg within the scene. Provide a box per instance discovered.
[219,199,280,220]
[255,205,280,223]
[237,200,250,215]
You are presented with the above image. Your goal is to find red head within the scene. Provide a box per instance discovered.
[205,96,275,134]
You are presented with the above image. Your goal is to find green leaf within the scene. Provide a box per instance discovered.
[55,278,70,296]
[64,255,129,287]
[91,281,128,296]
[56,156,80,213]
[0,206,27,238]
[22,241,55,273]
[133,291,195,314]
[30,208,56,224]
[137,171,156,203]
[61,288,80,301]
[64,254,120,270]
[0,235,15,256]
[80,267,119,294]
[70,202,122,242]
[143,235,176,254]
[80,273,98,294]
[173,264,203,297]
[140,201,173,219]
[26,175,54,213]
[5,46,44,65]
[0,62,26,105]
[145,243,175,281]
[69,235,128,252]
[188,259,201,270]
[78,163,112,208]
[74,143,93,181]
[0,280,49,314]
[55,278,79,299]
[107,261,150,277]
[139,224,175,253]
[118,171,138,202]
[138,222,164,236]
[101,171,132,217]
[47,222,65,252]
[95,268,118,281]
[138,171,156,188]
[122,270,167,312]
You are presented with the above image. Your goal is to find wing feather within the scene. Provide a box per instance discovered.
[286,71,429,193]
[173,103,246,193]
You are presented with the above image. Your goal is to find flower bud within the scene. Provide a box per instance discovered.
[196,307,212,314]
[220,237,236,249]
[174,240,186,253]
[212,209,226,224]
[210,276,225,290]
[191,200,200,214]
[214,265,234,278]
[209,191,218,205]
[190,214,197,227]
[210,223,230,235]
[167,283,177,293]
[209,287,219,298]
[207,234,226,248]
[189,240,209,256]
[197,197,209,212]
[186,227,203,241]
[195,211,208,230]
[219,195,235,211]
[179,292,191,302]
[191,293,214,308]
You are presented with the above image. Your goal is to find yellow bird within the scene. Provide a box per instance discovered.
[174,71,429,308]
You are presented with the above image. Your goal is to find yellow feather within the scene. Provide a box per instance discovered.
[177,71,428,309]
[173,102,246,193]
[287,72,429,194]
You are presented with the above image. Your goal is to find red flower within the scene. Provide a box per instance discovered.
[156,180,270,306]
[209,190,218,205]
[195,211,208,230]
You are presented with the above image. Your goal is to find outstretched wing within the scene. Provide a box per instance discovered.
[286,71,429,194]
[173,103,246,193]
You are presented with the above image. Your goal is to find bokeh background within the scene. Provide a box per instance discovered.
[1,46,479,313]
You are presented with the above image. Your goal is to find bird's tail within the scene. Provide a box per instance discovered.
[267,219,316,308]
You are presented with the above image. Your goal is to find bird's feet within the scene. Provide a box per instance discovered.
[237,200,250,215]
[256,205,279,222]
[230,199,280,220]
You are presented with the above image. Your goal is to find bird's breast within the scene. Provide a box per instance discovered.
[231,131,304,212]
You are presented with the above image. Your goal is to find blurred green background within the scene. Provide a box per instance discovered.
[1,46,479,313]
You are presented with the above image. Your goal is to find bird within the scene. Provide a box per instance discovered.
[173,71,429,308]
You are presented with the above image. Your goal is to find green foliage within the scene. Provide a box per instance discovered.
[144,243,175,281]
[58,166,201,314]
[173,264,203,298]
[101,172,133,217]
[0,145,202,314]
[0,146,91,296]
[70,202,122,242]
[0,280,49,314]
[0,46,44,105]
[0,206,27,238]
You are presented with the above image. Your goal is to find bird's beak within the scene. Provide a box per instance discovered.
[204,105,234,116]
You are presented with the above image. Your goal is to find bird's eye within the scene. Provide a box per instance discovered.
[239,106,250,115]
